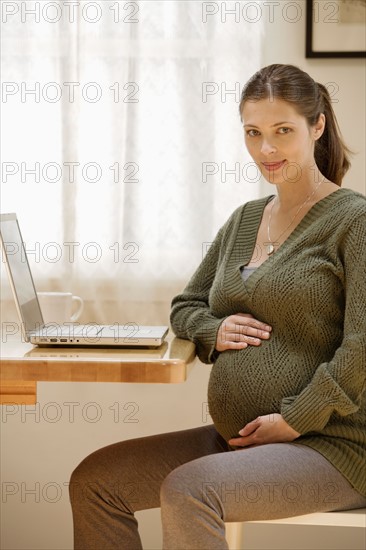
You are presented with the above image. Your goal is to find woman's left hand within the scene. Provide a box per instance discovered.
[228,413,301,448]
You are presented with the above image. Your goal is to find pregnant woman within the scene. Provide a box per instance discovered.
[70,64,366,549]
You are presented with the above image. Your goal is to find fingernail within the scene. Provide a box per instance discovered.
[263,331,270,338]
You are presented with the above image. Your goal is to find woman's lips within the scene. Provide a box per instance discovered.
[262,160,287,171]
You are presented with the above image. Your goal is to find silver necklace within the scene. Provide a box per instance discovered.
[266,180,324,255]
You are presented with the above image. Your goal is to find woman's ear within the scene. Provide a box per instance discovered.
[313,113,326,141]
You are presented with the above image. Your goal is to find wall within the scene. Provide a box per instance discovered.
[1,4,365,550]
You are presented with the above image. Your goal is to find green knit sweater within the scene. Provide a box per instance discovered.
[170,188,366,497]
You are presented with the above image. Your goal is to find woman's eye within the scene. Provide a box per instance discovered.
[246,129,260,137]
[278,127,291,134]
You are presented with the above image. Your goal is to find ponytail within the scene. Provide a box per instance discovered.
[315,83,351,187]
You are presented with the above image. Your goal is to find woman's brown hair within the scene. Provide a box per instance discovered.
[239,64,351,186]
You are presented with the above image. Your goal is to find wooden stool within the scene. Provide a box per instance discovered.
[226,508,366,550]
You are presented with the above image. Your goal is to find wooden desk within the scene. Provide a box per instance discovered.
[0,334,196,405]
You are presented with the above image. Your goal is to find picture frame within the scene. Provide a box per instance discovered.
[306,0,366,58]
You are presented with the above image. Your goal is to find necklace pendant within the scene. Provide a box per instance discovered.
[267,244,275,255]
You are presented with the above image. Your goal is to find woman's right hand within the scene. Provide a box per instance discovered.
[215,313,272,352]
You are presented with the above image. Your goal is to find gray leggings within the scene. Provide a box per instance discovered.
[69,424,366,549]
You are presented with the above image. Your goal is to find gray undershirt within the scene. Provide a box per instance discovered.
[241,266,258,281]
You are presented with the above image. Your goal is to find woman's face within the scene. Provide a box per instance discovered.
[241,98,324,185]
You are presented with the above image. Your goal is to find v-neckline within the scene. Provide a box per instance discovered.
[240,187,347,287]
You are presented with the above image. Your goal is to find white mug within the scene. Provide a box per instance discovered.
[37,292,84,325]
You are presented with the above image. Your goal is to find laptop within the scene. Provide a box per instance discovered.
[0,213,169,347]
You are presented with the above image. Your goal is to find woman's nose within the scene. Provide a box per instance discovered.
[260,139,277,155]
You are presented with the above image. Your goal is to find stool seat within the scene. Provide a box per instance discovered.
[226,508,366,550]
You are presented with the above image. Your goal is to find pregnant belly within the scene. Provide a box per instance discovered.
[207,343,312,442]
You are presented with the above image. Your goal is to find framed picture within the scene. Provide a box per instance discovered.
[306,0,366,58]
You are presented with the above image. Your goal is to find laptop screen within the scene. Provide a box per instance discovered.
[0,213,44,334]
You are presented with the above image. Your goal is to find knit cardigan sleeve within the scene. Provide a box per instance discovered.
[170,210,239,364]
[281,212,366,434]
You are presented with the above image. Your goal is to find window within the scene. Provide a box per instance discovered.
[1,1,263,322]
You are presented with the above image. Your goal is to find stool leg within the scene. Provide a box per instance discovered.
[226,522,243,550]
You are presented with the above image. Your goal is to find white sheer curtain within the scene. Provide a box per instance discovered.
[1,1,264,325]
